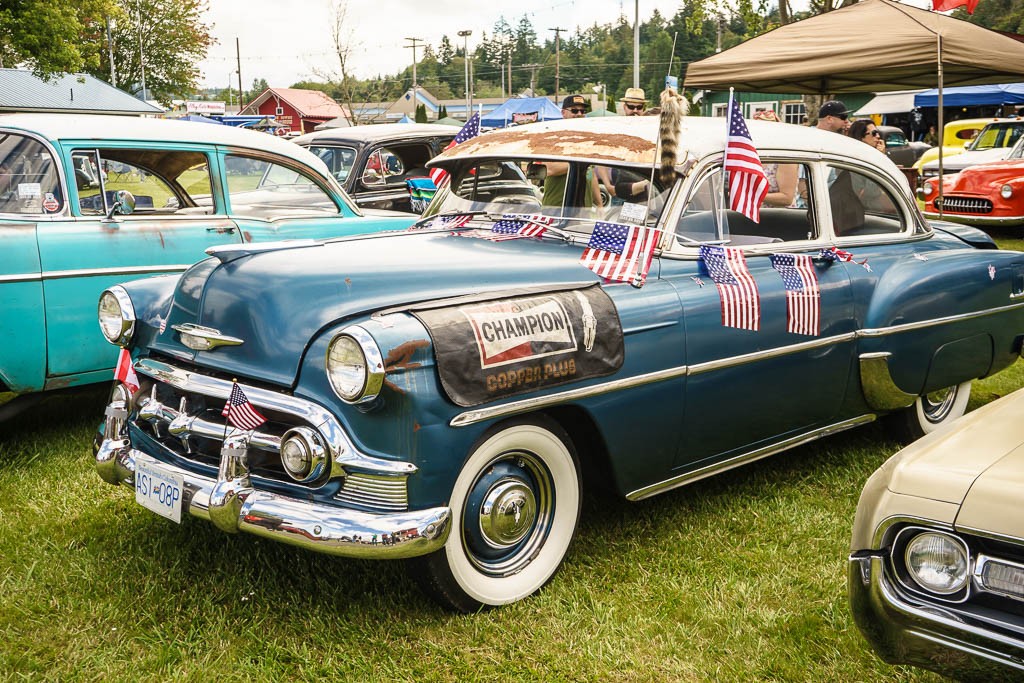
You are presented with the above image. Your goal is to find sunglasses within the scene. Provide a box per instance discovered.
[567,108,586,114]
[869,130,881,137]
[624,103,644,111]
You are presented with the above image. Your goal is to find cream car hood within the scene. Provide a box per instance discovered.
[886,388,1024,510]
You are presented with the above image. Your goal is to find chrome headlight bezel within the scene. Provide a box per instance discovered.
[98,286,136,346]
[326,325,385,404]
[894,527,971,600]
[279,426,328,483]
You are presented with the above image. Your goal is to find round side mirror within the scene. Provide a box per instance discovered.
[106,190,136,219]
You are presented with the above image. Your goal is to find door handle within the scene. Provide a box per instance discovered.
[206,226,237,234]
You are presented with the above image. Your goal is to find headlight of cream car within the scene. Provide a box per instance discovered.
[326,326,385,403]
[904,531,970,595]
[98,286,136,345]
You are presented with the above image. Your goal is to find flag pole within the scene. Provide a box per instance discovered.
[936,30,944,218]
[718,88,733,239]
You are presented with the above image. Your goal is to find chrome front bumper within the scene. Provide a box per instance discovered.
[848,554,1024,679]
[95,431,451,561]
[922,210,1024,227]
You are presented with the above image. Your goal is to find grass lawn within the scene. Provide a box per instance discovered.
[4,234,1024,680]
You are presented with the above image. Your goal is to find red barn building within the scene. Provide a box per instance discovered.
[241,88,348,134]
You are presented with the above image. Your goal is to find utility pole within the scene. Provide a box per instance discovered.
[525,63,542,96]
[106,17,117,86]
[405,37,423,118]
[633,0,640,88]
[549,27,564,105]
[236,37,244,109]
[136,0,147,101]
[458,30,472,119]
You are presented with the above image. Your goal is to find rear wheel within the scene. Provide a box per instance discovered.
[410,417,581,612]
[892,380,972,443]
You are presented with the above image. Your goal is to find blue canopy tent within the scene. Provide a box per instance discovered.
[914,83,1024,107]
[179,114,224,124]
[480,97,564,128]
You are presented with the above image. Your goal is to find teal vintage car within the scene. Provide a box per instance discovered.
[0,114,415,418]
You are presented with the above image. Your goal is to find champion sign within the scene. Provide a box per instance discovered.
[414,285,624,407]
[462,297,577,369]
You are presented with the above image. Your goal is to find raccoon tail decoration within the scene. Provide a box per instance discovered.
[658,87,689,188]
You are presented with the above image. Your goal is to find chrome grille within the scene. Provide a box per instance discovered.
[128,357,413,511]
[934,196,993,214]
[337,473,410,512]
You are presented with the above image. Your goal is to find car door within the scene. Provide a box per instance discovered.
[35,143,242,379]
[664,160,856,472]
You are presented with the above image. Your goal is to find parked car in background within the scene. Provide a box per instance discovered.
[912,117,997,175]
[0,114,415,419]
[921,132,1024,227]
[93,116,1024,612]
[294,123,457,213]
[875,125,931,167]
[917,117,1024,184]
[850,387,1024,681]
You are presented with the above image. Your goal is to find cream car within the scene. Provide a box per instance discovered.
[849,388,1024,680]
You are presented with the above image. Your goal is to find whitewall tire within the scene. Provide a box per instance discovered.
[895,380,972,442]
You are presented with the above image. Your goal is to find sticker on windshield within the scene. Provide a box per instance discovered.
[42,192,60,213]
[17,182,41,199]
[413,285,624,406]
[619,202,648,225]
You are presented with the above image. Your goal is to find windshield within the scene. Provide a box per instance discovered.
[966,122,1024,151]
[307,144,357,184]
[427,159,671,234]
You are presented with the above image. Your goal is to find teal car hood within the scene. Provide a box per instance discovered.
[151,230,610,387]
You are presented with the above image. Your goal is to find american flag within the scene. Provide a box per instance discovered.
[221,382,266,431]
[725,95,769,223]
[429,113,481,187]
[579,221,661,287]
[114,347,140,394]
[491,214,554,239]
[699,245,760,331]
[770,253,820,336]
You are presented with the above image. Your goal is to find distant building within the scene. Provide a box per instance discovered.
[351,87,547,125]
[0,68,162,115]
[241,88,347,134]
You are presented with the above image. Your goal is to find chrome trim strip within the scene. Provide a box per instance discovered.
[171,323,244,349]
[134,358,416,476]
[687,332,857,375]
[626,414,875,501]
[0,264,192,284]
[859,301,1024,337]
[859,352,916,410]
[956,525,1024,547]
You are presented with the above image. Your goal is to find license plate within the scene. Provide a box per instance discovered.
[135,458,184,523]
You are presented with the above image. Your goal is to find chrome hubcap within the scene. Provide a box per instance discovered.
[922,386,957,423]
[479,480,537,547]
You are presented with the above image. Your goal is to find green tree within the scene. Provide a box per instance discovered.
[415,103,427,123]
[97,0,213,104]
[438,35,454,65]
[246,77,269,104]
[961,0,1024,32]
[0,0,116,77]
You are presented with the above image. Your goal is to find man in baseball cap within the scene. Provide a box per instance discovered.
[817,100,851,133]
[561,94,588,118]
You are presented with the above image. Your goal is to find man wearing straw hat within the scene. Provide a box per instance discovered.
[620,87,647,116]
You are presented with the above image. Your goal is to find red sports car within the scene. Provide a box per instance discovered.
[921,135,1024,226]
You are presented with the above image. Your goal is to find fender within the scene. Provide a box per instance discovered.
[930,220,997,250]
[0,222,45,396]
[860,249,1024,398]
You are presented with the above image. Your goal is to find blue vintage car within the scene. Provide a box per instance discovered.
[93,115,1024,611]
[0,114,414,418]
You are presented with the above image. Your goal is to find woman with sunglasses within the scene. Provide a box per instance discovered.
[849,119,886,153]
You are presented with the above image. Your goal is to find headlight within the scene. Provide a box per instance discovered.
[279,426,327,483]
[920,182,935,198]
[97,286,136,345]
[1001,184,1013,199]
[905,531,970,595]
[326,325,385,404]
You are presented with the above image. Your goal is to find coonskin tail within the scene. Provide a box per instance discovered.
[658,88,689,188]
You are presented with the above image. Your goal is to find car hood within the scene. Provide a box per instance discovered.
[923,147,1010,171]
[151,230,606,386]
[885,389,1024,532]
[941,158,1024,192]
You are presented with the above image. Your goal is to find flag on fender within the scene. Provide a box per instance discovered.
[114,347,140,394]
[579,221,661,287]
[221,382,266,431]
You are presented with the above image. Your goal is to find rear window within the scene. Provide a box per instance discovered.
[0,133,63,215]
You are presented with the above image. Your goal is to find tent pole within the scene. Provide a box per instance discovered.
[937,32,944,218]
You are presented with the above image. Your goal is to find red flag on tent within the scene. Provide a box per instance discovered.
[932,0,979,13]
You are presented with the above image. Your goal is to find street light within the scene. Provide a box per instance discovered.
[458,30,472,120]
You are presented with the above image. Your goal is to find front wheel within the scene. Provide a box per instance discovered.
[891,380,972,443]
[410,418,581,612]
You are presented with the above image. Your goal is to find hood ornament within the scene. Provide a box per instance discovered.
[172,323,244,351]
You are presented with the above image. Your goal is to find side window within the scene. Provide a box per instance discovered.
[0,133,62,215]
[361,147,407,186]
[73,149,212,216]
[826,165,904,237]
[225,154,339,218]
[309,145,356,184]
[675,162,817,247]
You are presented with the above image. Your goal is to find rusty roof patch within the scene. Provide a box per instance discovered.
[437,128,657,165]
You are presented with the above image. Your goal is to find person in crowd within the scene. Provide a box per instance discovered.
[923,124,938,146]
[752,110,798,207]
[619,87,647,116]
[816,100,851,134]
[543,95,601,209]
[848,119,886,153]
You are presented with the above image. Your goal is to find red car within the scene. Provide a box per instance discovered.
[921,135,1024,226]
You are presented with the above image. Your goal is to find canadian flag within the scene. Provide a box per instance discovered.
[114,347,140,394]
[932,0,979,12]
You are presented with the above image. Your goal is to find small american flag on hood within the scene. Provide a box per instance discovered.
[221,382,266,431]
